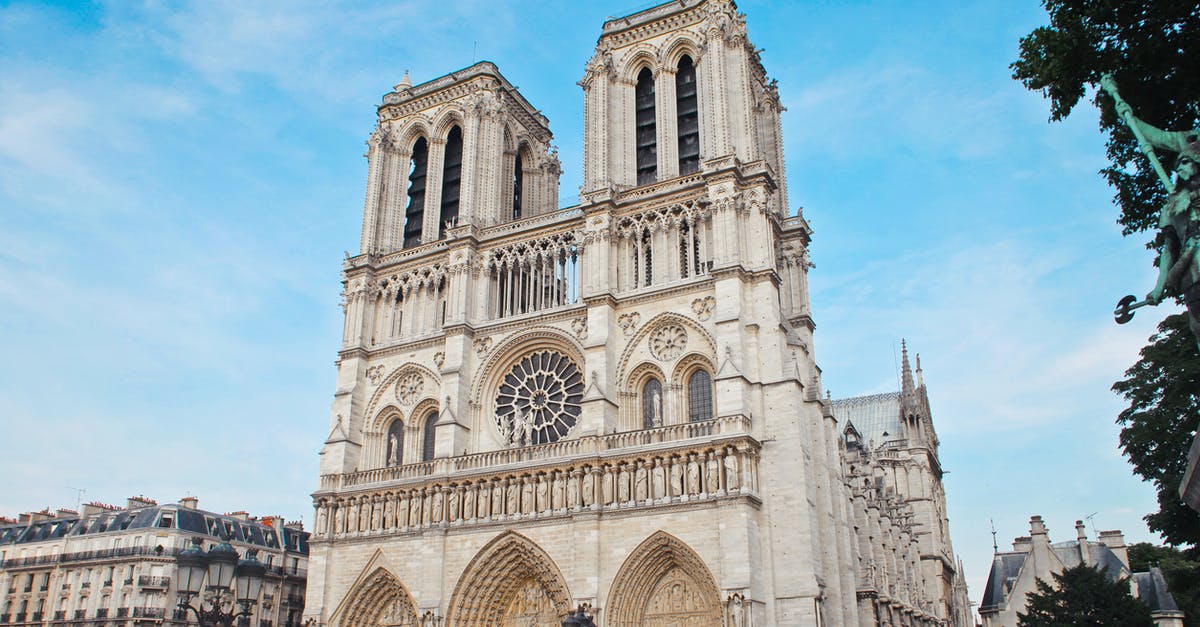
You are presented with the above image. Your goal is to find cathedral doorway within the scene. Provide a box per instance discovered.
[334,568,418,627]
[446,531,572,626]
[606,531,722,626]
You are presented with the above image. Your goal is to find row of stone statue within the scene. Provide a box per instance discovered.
[314,445,756,536]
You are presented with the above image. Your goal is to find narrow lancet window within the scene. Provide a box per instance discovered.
[512,149,524,220]
[422,411,438,462]
[439,126,463,238]
[642,379,664,429]
[676,55,700,175]
[687,370,713,422]
[403,138,428,248]
[635,67,657,185]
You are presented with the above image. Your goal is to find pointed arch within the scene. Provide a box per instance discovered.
[446,531,572,626]
[615,311,717,386]
[605,531,722,626]
[331,567,418,627]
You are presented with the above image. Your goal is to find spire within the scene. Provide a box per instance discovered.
[900,339,915,397]
[394,69,412,92]
[915,354,924,388]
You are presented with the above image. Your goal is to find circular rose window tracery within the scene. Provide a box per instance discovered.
[494,350,584,446]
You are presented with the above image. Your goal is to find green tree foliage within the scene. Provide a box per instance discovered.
[1017,563,1154,627]
[1112,313,1200,547]
[1129,542,1200,626]
[1011,0,1199,235]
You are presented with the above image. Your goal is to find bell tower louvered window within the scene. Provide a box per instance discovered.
[439,125,463,238]
[635,68,657,185]
[676,55,699,175]
[403,138,428,248]
[512,148,524,220]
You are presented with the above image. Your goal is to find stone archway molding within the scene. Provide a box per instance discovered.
[445,530,573,626]
[329,550,419,627]
[605,530,722,626]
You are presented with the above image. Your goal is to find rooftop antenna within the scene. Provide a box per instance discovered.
[66,486,86,511]
[1084,511,1098,537]
[990,518,998,554]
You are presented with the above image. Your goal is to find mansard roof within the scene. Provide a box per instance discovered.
[830,392,904,448]
[978,540,1138,613]
[1133,568,1182,613]
[0,503,308,555]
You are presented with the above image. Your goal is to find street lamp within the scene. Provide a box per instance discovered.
[175,537,266,627]
[561,605,596,627]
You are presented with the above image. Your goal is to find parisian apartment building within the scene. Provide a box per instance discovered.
[0,497,308,627]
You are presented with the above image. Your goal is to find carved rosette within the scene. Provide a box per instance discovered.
[649,324,687,361]
[395,371,425,406]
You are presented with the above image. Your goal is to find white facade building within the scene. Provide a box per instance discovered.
[0,498,309,627]
[305,1,971,625]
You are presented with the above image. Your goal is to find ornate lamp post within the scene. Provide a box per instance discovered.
[561,605,596,627]
[175,537,266,627]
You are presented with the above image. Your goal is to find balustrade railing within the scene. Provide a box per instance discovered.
[313,417,757,539]
[321,415,749,491]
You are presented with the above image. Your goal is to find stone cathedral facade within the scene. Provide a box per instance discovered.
[303,1,971,625]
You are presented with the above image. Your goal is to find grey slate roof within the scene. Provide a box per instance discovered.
[979,540,1181,615]
[1133,568,1181,613]
[831,392,904,448]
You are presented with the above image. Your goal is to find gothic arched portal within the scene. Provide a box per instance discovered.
[605,531,722,626]
[446,531,572,626]
[335,568,418,627]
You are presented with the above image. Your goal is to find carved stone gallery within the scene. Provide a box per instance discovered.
[304,1,973,625]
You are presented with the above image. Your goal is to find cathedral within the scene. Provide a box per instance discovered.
[302,1,971,625]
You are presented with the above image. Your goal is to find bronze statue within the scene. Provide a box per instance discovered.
[1103,75,1200,347]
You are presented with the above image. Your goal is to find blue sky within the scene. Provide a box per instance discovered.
[0,0,1173,607]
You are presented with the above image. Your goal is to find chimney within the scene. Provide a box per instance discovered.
[1075,520,1091,565]
[228,511,250,522]
[56,509,78,520]
[80,502,114,517]
[25,509,53,522]
[1012,536,1032,553]
[1028,515,1055,584]
[126,496,157,510]
[1098,530,1129,569]
[179,497,199,510]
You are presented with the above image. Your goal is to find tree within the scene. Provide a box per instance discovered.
[1014,1,1200,547]
[1129,542,1200,626]
[1112,313,1200,547]
[1011,0,1199,235]
[1017,563,1154,627]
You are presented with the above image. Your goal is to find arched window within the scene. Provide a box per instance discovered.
[635,67,657,185]
[676,55,699,175]
[403,137,429,248]
[687,370,713,422]
[385,419,405,467]
[512,148,524,220]
[642,378,664,429]
[421,411,438,462]
[439,125,463,238]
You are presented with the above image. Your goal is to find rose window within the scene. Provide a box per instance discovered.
[494,350,584,446]
[649,324,688,361]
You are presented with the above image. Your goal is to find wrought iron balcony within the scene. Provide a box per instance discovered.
[94,610,107,619]
[114,609,127,619]
[135,577,168,590]
[73,611,85,620]
[130,608,164,619]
